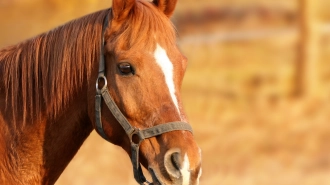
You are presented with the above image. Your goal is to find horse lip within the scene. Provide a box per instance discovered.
[148,167,163,185]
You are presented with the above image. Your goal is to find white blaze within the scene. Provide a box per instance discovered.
[197,168,202,185]
[181,154,191,185]
[154,43,180,115]
[197,148,202,184]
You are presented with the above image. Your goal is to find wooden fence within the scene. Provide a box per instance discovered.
[176,0,330,100]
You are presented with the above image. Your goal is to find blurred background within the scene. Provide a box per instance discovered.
[2,0,330,184]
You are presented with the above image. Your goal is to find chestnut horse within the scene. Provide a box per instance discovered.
[0,0,202,184]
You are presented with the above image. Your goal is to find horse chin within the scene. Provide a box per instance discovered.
[148,167,163,185]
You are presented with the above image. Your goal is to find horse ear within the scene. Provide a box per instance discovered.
[153,0,178,17]
[112,0,136,20]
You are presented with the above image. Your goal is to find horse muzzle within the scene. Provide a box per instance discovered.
[147,148,202,185]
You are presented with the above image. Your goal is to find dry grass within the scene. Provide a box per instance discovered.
[2,0,330,185]
[179,37,330,184]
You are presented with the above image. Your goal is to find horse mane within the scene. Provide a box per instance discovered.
[0,9,108,125]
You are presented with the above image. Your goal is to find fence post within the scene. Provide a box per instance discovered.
[298,0,320,98]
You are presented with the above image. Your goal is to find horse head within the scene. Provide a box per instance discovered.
[88,0,202,184]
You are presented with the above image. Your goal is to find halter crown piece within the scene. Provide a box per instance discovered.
[94,11,193,184]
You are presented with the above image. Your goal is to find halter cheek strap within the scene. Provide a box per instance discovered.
[95,11,193,184]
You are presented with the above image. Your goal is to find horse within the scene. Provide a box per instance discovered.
[0,0,202,184]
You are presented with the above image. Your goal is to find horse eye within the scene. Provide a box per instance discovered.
[118,62,134,75]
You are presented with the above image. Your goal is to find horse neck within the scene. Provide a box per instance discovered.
[0,89,93,185]
[0,9,108,184]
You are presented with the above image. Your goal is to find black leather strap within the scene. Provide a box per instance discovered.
[101,88,135,135]
[94,10,111,140]
[137,122,193,140]
[95,94,108,140]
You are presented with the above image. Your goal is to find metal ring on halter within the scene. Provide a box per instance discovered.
[96,75,108,95]
[129,128,144,146]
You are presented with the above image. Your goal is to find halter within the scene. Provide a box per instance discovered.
[94,11,193,184]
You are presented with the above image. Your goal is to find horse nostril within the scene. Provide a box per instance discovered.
[164,148,182,179]
[171,152,182,170]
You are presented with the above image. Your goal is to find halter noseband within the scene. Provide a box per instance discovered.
[95,11,193,184]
